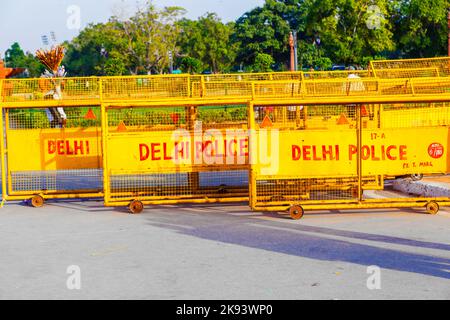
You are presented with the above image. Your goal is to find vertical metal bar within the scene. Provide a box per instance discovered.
[187,105,199,191]
[4,109,12,196]
[100,103,110,205]
[357,104,363,202]
[410,78,415,96]
[248,101,257,209]
[369,61,377,78]
[0,91,6,206]
[98,77,103,102]
[201,76,206,98]
[187,75,191,98]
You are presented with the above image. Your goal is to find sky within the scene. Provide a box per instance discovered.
[0,0,265,56]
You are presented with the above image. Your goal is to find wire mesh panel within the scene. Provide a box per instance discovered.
[250,104,360,209]
[4,106,103,198]
[102,75,190,101]
[250,102,450,214]
[370,57,450,77]
[373,67,440,79]
[1,77,100,105]
[104,104,250,207]
[358,102,450,208]
[304,70,370,80]
[252,78,450,101]
[361,102,450,177]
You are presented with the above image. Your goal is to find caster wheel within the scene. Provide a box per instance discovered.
[289,205,304,220]
[426,202,439,215]
[129,200,144,214]
[411,174,423,181]
[30,195,44,208]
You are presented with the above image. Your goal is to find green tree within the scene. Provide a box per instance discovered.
[303,0,395,65]
[64,22,129,76]
[391,0,450,58]
[233,0,307,70]
[113,2,186,74]
[65,2,185,75]
[178,56,203,74]
[4,42,44,77]
[178,13,237,73]
[252,53,275,72]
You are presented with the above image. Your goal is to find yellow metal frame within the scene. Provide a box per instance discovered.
[102,102,250,208]
[1,58,450,210]
[0,76,105,203]
[248,101,450,214]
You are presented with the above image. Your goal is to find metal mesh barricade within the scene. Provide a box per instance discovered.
[251,78,450,102]
[103,103,250,211]
[1,77,100,105]
[249,102,450,218]
[1,106,103,204]
[101,75,190,101]
[370,57,450,78]
[249,104,359,211]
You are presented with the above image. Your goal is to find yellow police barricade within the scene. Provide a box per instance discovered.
[3,66,450,210]
[101,102,250,213]
[0,72,307,209]
[0,77,103,207]
[249,77,450,219]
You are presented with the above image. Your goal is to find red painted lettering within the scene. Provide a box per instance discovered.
[57,140,65,155]
[302,146,311,161]
[151,143,161,161]
[48,141,56,154]
[139,144,150,161]
[74,141,84,155]
[399,145,407,160]
[292,145,301,161]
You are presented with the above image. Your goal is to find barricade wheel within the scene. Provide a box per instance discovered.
[411,174,423,181]
[426,202,439,215]
[30,195,44,208]
[129,200,144,214]
[289,205,304,220]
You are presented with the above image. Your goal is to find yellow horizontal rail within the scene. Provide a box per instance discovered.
[1,62,450,108]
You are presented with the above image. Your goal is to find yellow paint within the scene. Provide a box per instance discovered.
[106,130,249,174]
[7,127,102,171]
[255,127,449,178]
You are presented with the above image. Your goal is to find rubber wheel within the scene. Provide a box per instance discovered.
[289,205,304,220]
[129,200,144,214]
[426,202,439,215]
[30,195,44,208]
[411,174,424,181]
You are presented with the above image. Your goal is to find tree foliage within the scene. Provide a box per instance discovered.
[390,0,450,58]
[177,13,237,73]
[5,0,450,76]
[233,0,303,69]
[302,0,395,65]
[4,42,44,77]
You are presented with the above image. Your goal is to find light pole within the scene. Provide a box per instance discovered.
[289,32,295,71]
[293,31,298,71]
[289,31,299,71]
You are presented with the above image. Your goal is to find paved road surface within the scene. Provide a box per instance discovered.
[0,197,449,300]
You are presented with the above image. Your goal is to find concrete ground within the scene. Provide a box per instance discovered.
[0,197,449,300]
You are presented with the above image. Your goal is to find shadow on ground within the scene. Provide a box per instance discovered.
[143,204,450,280]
